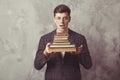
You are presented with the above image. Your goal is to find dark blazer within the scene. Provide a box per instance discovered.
[34,29,92,80]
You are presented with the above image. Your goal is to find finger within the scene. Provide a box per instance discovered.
[46,43,51,47]
[79,45,83,49]
[80,45,83,47]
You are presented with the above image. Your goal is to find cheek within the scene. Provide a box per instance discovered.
[54,21,59,24]
[65,21,70,24]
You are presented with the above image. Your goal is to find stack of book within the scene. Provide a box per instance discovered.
[49,35,76,52]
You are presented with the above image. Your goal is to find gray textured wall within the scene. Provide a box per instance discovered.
[0,0,120,80]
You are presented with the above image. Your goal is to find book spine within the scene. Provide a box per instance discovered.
[50,44,75,48]
[54,36,68,38]
[52,42,70,45]
[49,47,76,52]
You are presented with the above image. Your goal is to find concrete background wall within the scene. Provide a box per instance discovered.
[0,0,120,80]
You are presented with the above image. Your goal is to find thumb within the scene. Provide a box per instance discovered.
[79,45,83,49]
[46,43,51,47]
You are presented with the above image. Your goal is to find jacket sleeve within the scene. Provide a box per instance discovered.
[79,36,92,69]
[34,37,47,70]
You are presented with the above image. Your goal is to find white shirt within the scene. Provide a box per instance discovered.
[61,52,65,58]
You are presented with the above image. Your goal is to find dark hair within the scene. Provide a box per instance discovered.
[54,4,71,16]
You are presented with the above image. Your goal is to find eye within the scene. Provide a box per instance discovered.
[63,17,69,20]
[64,17,68,20]
[56,17,61,20]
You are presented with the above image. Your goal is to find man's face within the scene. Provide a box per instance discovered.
[53,12,71,31]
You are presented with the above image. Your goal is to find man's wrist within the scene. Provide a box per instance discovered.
[43,50,49,58]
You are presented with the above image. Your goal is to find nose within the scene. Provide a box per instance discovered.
[60,18,64,23]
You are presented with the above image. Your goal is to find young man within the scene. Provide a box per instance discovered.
[34,4,92,80]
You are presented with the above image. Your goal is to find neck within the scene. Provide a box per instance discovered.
[56,28,68,36]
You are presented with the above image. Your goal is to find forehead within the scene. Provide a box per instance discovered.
[54,12,69,17]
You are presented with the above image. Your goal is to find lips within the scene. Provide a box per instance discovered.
[59,25,65,27]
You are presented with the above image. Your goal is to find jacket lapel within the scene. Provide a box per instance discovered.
[68,29,75,44]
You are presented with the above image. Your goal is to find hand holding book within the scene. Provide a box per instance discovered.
[76,45,83,55]
[43,43,54,58]
[44,42,83,58]
[44,34,83,56]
